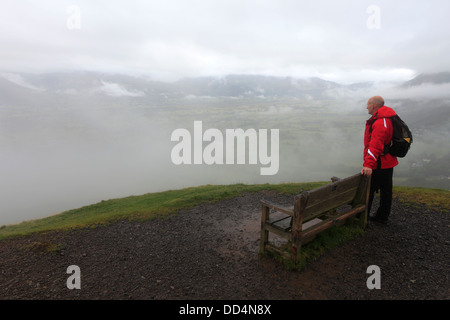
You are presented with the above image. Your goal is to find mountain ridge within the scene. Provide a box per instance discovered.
[0,71,383,102]
[401,71,450,87]
[1,71,450,106]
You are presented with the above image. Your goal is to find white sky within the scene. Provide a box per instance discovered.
[1,0,450,83]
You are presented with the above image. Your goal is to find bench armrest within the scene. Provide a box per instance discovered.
[260,199,294,216]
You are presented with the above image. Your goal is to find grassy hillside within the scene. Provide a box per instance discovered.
[0,182,325,239]
[0,182,448,240]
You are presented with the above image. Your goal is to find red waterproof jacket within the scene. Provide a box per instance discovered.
[363,106,399,170]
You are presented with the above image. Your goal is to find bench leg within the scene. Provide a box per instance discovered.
[291,237,301,263]
[291,195,304,264]
[259,205,270,255]
[356,174,371,229]
[359,208,368,228]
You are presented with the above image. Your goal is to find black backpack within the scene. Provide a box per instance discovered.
[370,114,413,158]
[386,114,413,157]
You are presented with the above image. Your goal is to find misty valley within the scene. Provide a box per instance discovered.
[0,72,449,225]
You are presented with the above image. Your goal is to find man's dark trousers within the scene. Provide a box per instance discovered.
[367,168,394,221]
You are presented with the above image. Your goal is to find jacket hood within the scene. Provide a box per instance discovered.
[374,106,396,118]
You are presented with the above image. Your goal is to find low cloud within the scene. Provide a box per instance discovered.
[97,81,145,97]
[0,72,44,91]
[1,1,450,83]
[326,82,450,104]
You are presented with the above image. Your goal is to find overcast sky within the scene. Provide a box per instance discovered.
[1,0,450,83]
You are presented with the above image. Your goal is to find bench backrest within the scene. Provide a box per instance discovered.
[297,173,366,222]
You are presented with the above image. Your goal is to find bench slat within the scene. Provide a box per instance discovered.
[301,205,366,241]
[302,186,359,221]
[301,173,361,207]
[269,216,292,231]
[299,173,362,221]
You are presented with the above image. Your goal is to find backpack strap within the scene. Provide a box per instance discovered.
[368,114,377,133]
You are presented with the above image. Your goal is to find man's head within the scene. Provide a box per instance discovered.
[366,96,384,115]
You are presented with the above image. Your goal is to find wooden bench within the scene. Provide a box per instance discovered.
[259,173,371,263]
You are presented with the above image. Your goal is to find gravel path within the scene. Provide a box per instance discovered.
[0,191,448,300]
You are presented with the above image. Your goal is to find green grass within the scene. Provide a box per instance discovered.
[393,186,450,211]
[0,181,326,240]
[21,240,65,254]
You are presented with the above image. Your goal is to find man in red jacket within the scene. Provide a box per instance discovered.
[361,96,398,224]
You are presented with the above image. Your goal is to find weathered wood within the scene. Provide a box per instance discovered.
[301,187,359,221]
[291,195,304,263]
[352,174,371,227]
[302,218,322,230]
[259,204,270,255]
[269,216,292,231]
[264,223,292,240]
[259,173,370,265]
[265,243,291,260]
[259,199,294,216]
[300,174,361,206]
[301,205,365,241]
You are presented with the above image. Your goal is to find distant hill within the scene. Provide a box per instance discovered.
[0,72,347,104]
[1,71,450,106]
[172,74,345,98]
[401,72,450,87]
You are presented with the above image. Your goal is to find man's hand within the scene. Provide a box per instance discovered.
[361,166,373,176]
